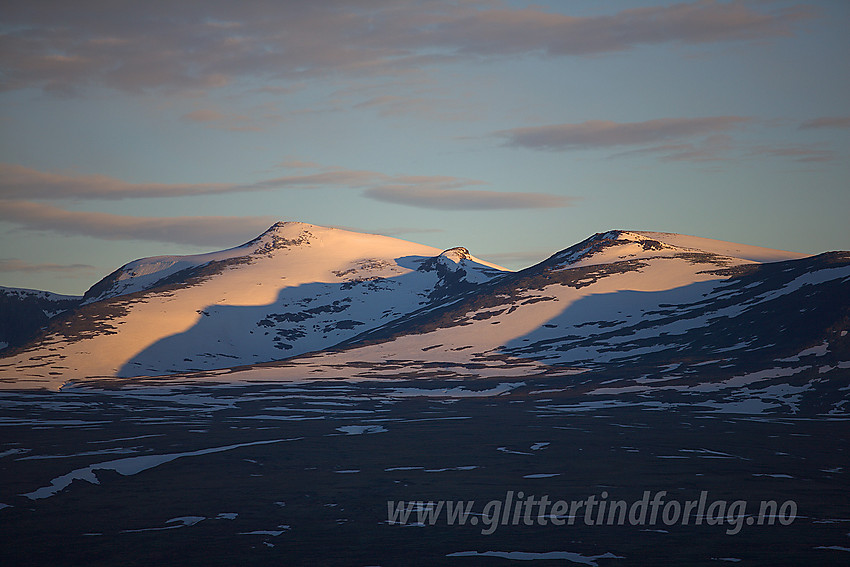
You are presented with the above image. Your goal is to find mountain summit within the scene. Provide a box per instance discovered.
[547,230,807,269]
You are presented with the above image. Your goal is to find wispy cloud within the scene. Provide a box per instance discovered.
[181,108,260,132]
[1,162,571,212]
[0,200,277,247]
[0,258,97,275]
[0,1,812,94]
[180,104,285,131]
[364,186,574,211]
[493,117,751,152]
[0,163,377,200]
[799,116,850,130]
[352,94,483,121]
[328,225,445,237]
[747,144,835,163]
[609,134,736,162]
[0,163,236,200]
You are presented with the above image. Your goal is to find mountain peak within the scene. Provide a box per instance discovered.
[438,247,473,263]
[550,229,807,269]
[245,221,320,255]
[263,220,317,233]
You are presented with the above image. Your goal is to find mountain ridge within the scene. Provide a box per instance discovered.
[1,223,847,393]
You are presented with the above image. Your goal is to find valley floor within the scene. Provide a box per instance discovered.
[1,373,848,566]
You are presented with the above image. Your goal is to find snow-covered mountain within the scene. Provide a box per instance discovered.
[0,222,506,384]
[0,287,81,353]
[317,229,846,368]
[1,225,848,394]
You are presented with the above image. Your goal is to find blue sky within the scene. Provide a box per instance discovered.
[1,0,848,295]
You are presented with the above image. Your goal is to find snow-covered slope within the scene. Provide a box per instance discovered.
[224,231,846,387]
[0,222,507,385]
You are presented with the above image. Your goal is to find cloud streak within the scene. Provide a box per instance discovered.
[364,186,573,211]
[493,117,751,152]
[1,162,571,212]
[0,201,278,247]
[0,258,97,275]
[799,116,850,130]
[180,106,285,132]
[0,163,378,200]
[0,1,812,94]
[747,145,835,163]
[0,164,236,200]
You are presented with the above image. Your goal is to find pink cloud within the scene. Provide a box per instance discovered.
[0,258,97,275]
[494,117,751,151]
[364,186,573,211]
[0,200,277,247]
[747,145,835,163]
[0,163,379,200]
[180,107,283,132]
[799,116,850,130]
[0,163,236,200]
[0,1,813,94]
[0,161,573,219]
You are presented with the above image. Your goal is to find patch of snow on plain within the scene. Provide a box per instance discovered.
[447,550,624,564]
[336,425,387,435]
[777,341,830,362]
[240,528,289,536]
[22,437,294,500]
[387,382,524,398]
[698,399,781,414]
[122,516,206,532]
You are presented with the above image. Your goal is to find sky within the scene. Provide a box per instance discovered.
[1,0,848,295]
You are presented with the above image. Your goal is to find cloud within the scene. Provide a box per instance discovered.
[249,170,380,190]
[275,159,326,169]
[181,108,260,132]
[328,225,445,237]
[609,134,736,162]
[0,163,380,200]
[799,116,850,130]
[493,117,751,151]
[1,161,571,214]
[0,258,97,275]
[181,107,284,132]
[747,145,835,163]
[364,186,574,211]
[0,1,813,94]
[0,200,277,247]
[0,163,236,200]
[352,94,483,121]
[1,162,570,211]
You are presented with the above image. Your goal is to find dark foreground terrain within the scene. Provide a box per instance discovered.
[1,371,848,566]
